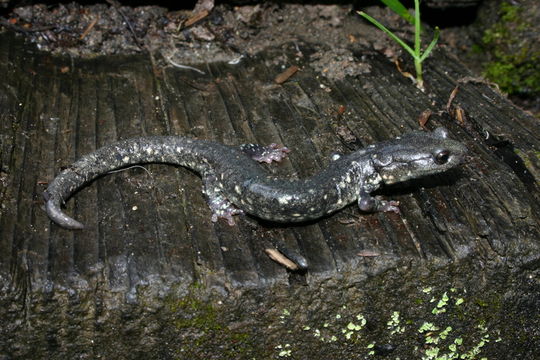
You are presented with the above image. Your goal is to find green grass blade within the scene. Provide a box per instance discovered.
[380,0,415,24]
[414,0,421,56]
[357,11,415,58]
[419,27,440,62]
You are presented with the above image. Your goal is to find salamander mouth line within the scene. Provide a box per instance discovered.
[377,156,439,168]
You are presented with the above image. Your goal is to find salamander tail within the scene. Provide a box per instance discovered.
[45,196,85,230]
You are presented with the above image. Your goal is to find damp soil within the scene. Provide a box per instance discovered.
[0,2,474,81]
[3,1,537,114]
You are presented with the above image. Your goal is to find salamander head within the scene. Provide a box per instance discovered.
[371,127,467,185]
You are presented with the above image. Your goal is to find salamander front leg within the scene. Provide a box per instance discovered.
[240,143,290,163]
[357,191,400,214]
[203,175,244,226]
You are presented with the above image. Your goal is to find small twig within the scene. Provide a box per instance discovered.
[453,105,467,125]
[418,109,432,130]
[105,0,143,49]
[79,16,98,40]
[183,10,210,29]
[0,18,57,34]
[265,248,299,270]
[394,58,415,83]
[446,85,460,112]
[274,65,299,84]
[357,250,381,257]
[165,56,206,75]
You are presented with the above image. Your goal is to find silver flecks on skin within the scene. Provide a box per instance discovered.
[44,128,467,229]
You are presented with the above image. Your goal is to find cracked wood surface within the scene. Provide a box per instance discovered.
[0,31,539,358]
[1,33,539,294]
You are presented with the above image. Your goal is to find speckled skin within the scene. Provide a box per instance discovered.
[44,127,466,230]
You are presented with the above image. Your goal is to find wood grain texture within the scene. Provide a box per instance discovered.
[1,32,539,358]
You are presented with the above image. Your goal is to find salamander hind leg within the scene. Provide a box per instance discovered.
[240,143,290,164]
[203,175,244,226]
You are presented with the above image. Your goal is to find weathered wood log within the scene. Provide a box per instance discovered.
[0,28,539,359]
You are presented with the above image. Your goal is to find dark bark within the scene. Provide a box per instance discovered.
[0,30,539,359]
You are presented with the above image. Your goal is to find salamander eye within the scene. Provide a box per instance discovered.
[434,150,450,165]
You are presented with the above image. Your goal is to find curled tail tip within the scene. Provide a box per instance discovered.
[65,220,85,230]
[45,198,85,230]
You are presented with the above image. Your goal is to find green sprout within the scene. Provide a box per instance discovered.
[358,0,440,90]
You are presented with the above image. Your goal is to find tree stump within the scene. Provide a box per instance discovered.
[1,25,539,359]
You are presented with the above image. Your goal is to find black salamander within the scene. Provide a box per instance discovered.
[44,127,466,230]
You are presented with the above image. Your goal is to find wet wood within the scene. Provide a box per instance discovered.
[1,31,539,358]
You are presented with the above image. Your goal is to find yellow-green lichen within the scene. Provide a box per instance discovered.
[165,284,262,359]
[170,295,221,332]
[269,287,501,359]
